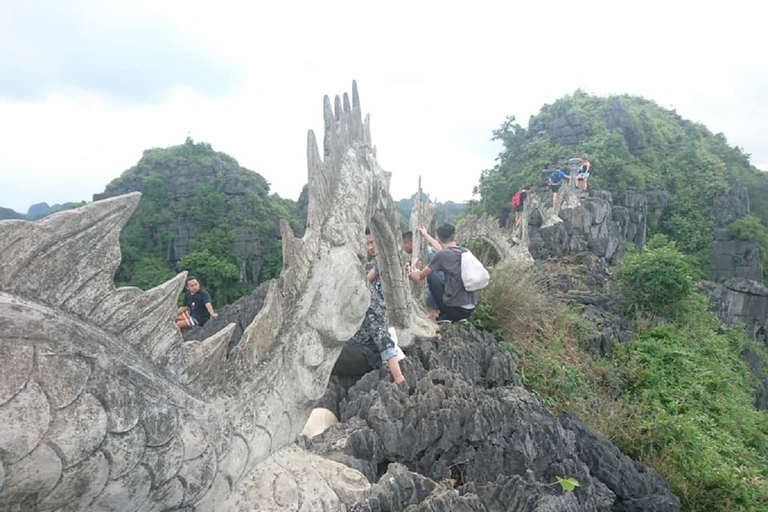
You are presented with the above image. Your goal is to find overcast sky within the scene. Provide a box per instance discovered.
[1,0,766,214]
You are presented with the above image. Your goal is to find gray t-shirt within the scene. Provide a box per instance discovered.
[428,246,477,308]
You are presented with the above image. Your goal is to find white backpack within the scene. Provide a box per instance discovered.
[460,249,490,291]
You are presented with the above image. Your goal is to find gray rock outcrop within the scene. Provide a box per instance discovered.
[698,278,768,343]
[526,186,623,263]
[306,324,680,511]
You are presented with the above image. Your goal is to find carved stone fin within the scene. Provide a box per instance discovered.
[180,323,235,390]
[0,193,141,317]
[334,95,343,121]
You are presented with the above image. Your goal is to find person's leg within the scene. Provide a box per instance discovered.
[331,344,371,378]
[176,311,196,329]
[427,271,447,317]
[425,291,440,318]
[440,305,473,322]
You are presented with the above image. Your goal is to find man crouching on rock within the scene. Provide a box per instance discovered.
[407,223,477,323]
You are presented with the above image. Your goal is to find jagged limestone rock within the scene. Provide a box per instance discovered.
[307,324,680,512]
[0,81,433,511]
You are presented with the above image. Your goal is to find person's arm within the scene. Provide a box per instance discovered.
[408,265,432,282]
[418,227,443,252]
[366,294,405,384]
[177,306,188,314]
[387,356,405,384]
[205,301,218,320]
[367,262,379,283]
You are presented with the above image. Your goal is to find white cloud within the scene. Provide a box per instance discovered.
[1,0,766,213]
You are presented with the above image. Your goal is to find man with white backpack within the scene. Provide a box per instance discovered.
[407,223,489,323]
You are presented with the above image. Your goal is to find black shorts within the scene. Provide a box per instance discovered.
[549,184,561,193]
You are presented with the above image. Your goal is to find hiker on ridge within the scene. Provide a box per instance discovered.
[511,185,530,229]
[407,223,477,323]
[175,276,218,329]
[577,155,591,191]
[548,165,570,209]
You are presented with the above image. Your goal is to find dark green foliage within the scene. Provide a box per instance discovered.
[110,138,304,306]
[611,302,768,511]
[178,249,240,305]
[475,92,768,283]
[615,241,694,318]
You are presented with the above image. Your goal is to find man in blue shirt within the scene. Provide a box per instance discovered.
[548,165,571,209]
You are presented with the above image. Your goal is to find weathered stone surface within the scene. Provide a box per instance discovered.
[0,380,50,464]
[220,435,249,484]
[713,175,751,228]
[47,391,108,469]
[38,450,109,511]
[529,111,588,147]
[0,444,61,508]
[141,403,179,447]
[102,426,147,480]
[179,420,209,462]
[177,445,217,506]
[91,464,152,512]
[0,344,32,406]
[35,353,90,409]
[699,278,768,343]
[140,435,184,485]
[233,446,370,512]
[141,477,184,512]
[709,230,763,282]
[101,377,143,434]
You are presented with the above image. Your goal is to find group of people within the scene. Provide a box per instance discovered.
[302,223,479,436]
[547,155,591,208]
[174,222,477,374]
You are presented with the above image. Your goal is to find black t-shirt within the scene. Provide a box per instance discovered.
[520,191,527,204]
[183,289,212,325]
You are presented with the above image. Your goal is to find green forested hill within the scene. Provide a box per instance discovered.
[475,91,768,271]
[102,138,303,305]
[394,193,467,230]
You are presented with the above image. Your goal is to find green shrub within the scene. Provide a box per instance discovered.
[610,316,768,511]
[615,242,694,318]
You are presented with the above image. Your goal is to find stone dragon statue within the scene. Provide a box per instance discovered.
[0,82,434,511]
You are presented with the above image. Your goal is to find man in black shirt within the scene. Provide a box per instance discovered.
[175,277,218,329]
